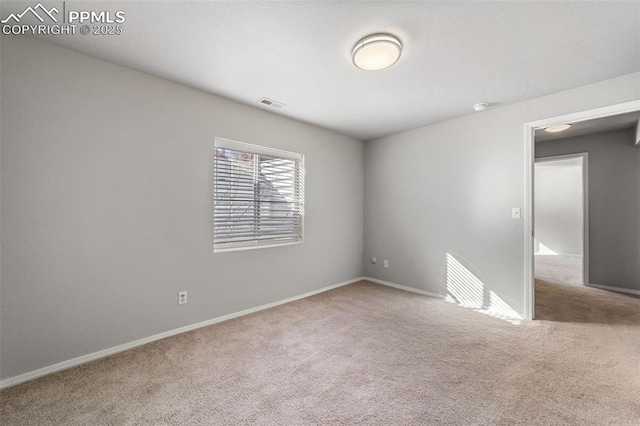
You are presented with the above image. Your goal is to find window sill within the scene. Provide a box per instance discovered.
[213,239,303,254]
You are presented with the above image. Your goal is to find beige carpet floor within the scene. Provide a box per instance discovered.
[2,280,639,425]
[534,254,583,286]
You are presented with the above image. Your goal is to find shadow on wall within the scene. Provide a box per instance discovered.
[440,252,521,323]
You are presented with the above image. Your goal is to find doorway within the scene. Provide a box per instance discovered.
[534,153,588,287]
[523,99,640,320]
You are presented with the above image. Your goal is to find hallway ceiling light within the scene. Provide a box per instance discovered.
[352,33,402,71]
[544,124,572,133]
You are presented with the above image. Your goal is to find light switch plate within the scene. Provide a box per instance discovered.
[512,207,521,219]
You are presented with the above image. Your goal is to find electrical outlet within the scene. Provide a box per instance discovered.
[178,291,187,305]
[383,260,389,269]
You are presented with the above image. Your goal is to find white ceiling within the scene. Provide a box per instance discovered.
[2,1,639,140]
[535,111,640,142]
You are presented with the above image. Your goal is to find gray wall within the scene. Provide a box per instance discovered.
[0,36,364,380]
[364,72,640,317]
[2,35,640,382]
[536,129,640,291]
[534,159,583,256]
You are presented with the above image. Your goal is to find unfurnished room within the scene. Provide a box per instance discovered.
[1,1,639,424]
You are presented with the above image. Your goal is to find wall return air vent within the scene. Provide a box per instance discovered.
[257,97,286,109]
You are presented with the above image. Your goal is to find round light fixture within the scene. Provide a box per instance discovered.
[544,124,572,133]
[352,33,402,71]
[473,103,489,112]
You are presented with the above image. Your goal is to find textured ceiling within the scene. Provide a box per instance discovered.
[535,111,640,143]
[2,1,639,140]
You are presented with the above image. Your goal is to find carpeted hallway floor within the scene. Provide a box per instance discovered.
[534,254,583,286]
[534,253,639,323]
[2,280,639,425]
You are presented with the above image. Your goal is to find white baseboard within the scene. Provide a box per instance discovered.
[534,253,582,258]
[364,277,443,299]
[0,277,365,390]
[365,277,524,320]
[586,283,640,296]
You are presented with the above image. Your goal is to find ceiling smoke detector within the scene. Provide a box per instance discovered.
[473,103,489,112]
[257,97,286,109]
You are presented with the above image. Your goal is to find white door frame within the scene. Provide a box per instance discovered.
[523,99,640,320]
[534,152,589,286]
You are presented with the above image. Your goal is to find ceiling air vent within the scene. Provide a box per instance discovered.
[258,97,286,109]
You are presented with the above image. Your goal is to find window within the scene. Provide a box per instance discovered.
[213,138,305,252]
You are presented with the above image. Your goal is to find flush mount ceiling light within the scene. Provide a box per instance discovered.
[473,103,489,112]
[352,33,402,71]
[544,124,572,133]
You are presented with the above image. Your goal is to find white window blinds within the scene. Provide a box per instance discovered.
[213,138,305,252]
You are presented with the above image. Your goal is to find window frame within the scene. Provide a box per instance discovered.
[213,137,305,253]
